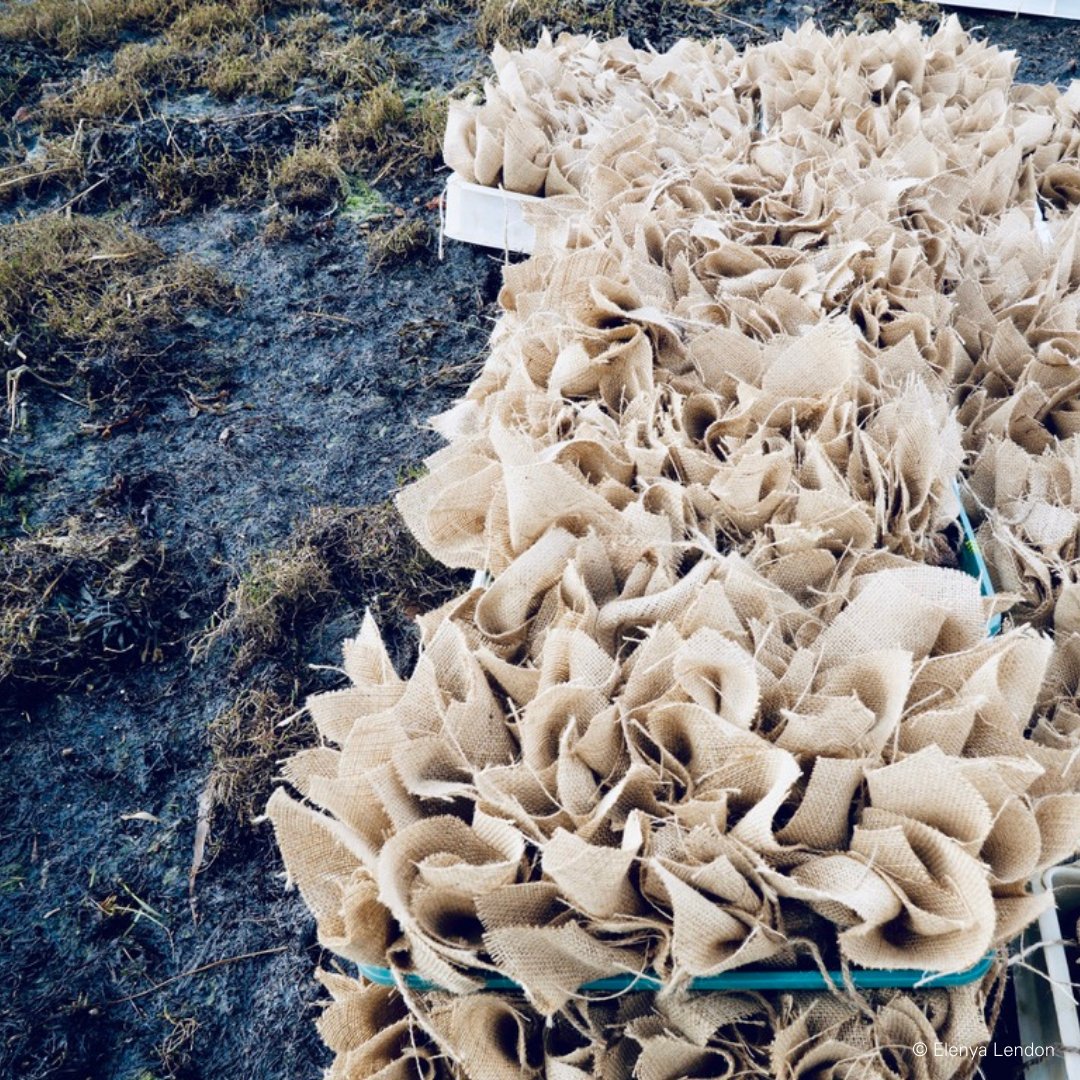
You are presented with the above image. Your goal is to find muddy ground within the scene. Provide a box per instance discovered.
[0,2,1078,1078]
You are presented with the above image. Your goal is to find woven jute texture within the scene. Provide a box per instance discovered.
[269,18,1080,1079]
[311,967,1004,1080]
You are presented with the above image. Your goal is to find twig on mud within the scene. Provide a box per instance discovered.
[0,165,70,191]
[157,110,186,161]
[183,388,232,415]
[371,158,397,185]
[6,365,88,433]
[48,176,108,216]
[296,309,366,328]
[104,946,289,1005]
[180,105,322,127]
[188,777,219,922]
[78,405,146,438]
[679,1,769,35]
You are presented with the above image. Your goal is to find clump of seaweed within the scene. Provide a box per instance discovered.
[196,499,470,830]
[0,516,183,696]
[26,8,330,126]
[322,35,396,91]
[148,147,272,215]
[197,500,466,675]
[167,3,249,46]
[366,217,430,268]
[0,215,239,398]
[112,40,192,87]
[474,0,615,48]
[335,82,406,166]
[335,83,446,175]
[269,143,347,210]
[207,681,307,828]
[0,133,85,205]
[40,71,148,124]
[0,0,304,55]
[201,36,313,101]
[0,0,191,54]
[4,1,448,218]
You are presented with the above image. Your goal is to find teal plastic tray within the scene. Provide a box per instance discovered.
[356,486,1000,995]
[954,482,1002,635]
[357,953,994,993]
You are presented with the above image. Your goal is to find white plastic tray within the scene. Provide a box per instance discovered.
[1016,866,1080,1080]
[1040,865,1080,1080]
[944,0,1080,18]
[443,173,539,255]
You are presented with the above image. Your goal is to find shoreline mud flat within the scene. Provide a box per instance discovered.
[2,3,1079,1078]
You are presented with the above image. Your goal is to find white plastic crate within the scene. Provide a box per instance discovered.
[1015,865,1080,1080]
[443,173,539,255]
[944,0,1080,18]
[1039,866,1080,1080]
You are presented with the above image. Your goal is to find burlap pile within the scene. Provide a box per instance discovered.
[268,18,1080,1079]
[311,971,1001,1080]
[444,20,1079,208]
